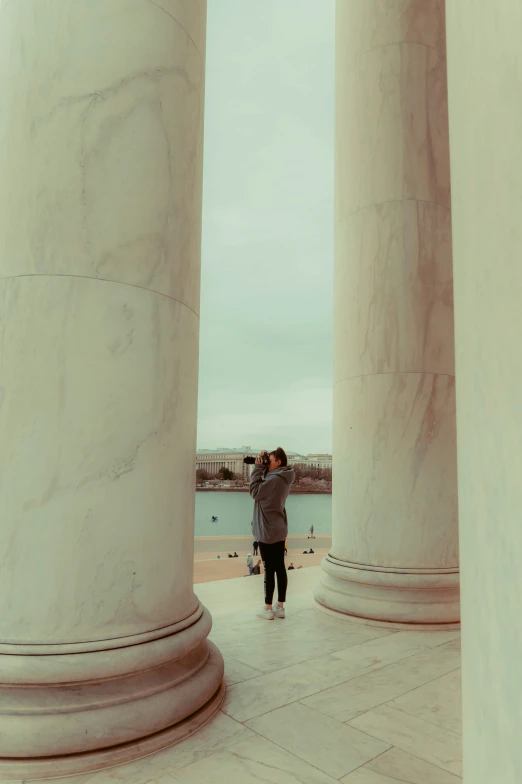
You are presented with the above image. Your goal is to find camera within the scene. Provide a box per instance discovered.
[243,451,269,466]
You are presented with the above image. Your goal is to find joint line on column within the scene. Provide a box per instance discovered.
[0,273,200,319]
[336,198,451,226]
[359,40,440,59]
[147,0,203,59]
[334,371,455,385]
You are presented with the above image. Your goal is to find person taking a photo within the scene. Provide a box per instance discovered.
[250,447,295,619]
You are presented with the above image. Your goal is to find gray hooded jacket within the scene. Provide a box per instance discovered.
[250,464,295,544]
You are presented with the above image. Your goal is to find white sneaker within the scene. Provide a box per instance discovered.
[273,604,285,619]
[257,607,274,620]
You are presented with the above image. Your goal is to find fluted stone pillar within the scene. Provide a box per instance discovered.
[446,3,522,780]
[315,0,459,627]
[0,1,223,778]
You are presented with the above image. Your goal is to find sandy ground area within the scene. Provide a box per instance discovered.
[194,552,326,583]
[193,535,329,584]
[194,534,331,553]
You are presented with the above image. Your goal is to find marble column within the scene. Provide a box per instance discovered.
[315,0,459,626]
[446,3,522,780]
[0,1,223,778]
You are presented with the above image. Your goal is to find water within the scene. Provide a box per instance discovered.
[194,491,332,537]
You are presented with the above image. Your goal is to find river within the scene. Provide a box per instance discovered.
[195,491,332,537]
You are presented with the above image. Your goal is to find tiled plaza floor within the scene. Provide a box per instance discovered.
[20,567,462,783]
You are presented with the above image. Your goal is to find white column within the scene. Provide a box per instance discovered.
[315,0,459,626]
[446,3,522,780]
[0,1,223,778]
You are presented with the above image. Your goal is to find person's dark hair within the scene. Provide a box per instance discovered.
[270,447,288,467]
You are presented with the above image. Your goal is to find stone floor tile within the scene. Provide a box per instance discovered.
[301,641,460,722]
[223,648,390,722]
[245,702,390,779]
[223,655,264,686]
[331,629,460,671]
[218,620,389,673]
[349,705,462,777]
[340,768,406,783]
[170,734,340,783]
[361,746,463,783]
[388,669,462,734]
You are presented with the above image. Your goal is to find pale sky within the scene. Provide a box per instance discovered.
[197,0,335,456]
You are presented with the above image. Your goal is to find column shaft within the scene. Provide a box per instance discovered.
[446,2,522,780]
[0,1,223,777]
[315,0,459,626]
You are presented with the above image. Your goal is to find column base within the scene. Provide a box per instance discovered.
[314,555,460,630]
[0,606,224,780]
[0,670,224,781]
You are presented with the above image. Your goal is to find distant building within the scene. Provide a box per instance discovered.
[306,454,332,469]
[288,453,332,470]
[287,454,310,468]
[196,448,331,476]
[196,447,257,479]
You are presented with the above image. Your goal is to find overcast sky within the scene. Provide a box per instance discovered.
[197,0,335,456]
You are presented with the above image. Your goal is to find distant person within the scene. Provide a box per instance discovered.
[284,539,288,555]
[309,548,314,554]
[252,559,262,575]
[253,540,259,556]
[233,551,238,558]
[302,550,308,554]
[309,524,315,539]
[246,553,254,575]
[297,565,303,569]
[227,553,233,559]
[216,555,220,560]
[250,448,295,620]
[211,515,218,523]
[288,563,295,570]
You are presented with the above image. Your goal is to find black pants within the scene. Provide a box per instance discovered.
[258,540,287,605]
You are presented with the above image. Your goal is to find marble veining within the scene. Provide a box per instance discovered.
[335,201,454,381]
[446,2,522,780]
[320,0,458,625]
[246,702,391,779]
[336,40,451,220]
[0,0,225,772]
[337,0,445,59]
[0,0,206,312]
[0,276,200,643]
[332,373,458,569]
[350,705,462,776]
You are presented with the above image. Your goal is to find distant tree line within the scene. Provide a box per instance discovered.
[196,465,332,486]
[292,466,332,483]
[196,467,236,483]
